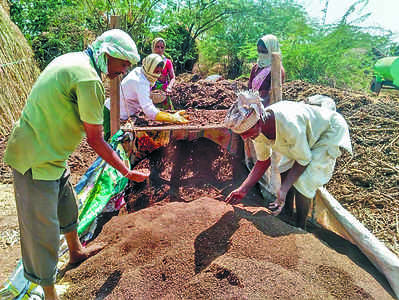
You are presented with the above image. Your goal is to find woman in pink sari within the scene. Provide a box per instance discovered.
[248,34,285,107]
[151,37,176,110]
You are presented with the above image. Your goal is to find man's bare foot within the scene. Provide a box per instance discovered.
[68,243,105,267]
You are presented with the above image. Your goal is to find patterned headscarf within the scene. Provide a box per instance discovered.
[142,54,164,86]
[224,90,265,134]
[257,34,281,68]
[151,37,166,59]
[89,29,140,75]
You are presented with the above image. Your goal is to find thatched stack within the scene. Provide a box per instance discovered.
[0,4,40,137]
[1,1,8,13]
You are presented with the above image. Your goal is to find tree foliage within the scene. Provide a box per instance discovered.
[8,0,399,91]
[80,0,161,53]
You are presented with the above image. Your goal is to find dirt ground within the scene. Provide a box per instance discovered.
[62,198,394,299]
[0,77,398,298]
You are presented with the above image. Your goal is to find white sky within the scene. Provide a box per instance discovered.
[298,0,399,41]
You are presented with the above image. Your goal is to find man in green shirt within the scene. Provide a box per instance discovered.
[4,29,148,300]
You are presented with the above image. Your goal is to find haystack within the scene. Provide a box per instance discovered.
[0,4,40,137]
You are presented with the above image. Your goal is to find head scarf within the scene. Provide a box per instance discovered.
[142,54,164,86]
[89,29,140,75]
[224,90,265,134]
[151,37,166,58]
[257,34,281,68]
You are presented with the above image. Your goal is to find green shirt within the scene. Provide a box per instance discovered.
[4,52,105,180]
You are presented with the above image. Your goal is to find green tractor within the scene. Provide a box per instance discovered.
[370,56,399,95]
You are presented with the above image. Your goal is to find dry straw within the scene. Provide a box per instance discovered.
[0,4,40,137]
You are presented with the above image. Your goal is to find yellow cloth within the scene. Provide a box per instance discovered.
[142,54,163,86]
[252,101,352,198]
[151,37,166,58]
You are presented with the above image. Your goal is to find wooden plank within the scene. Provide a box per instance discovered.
[270,52,282,104]
[122,124,226,132]
[110,15,121,137]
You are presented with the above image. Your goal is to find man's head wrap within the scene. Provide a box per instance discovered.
[152,37,166,58]
[224,90,264,134]
[89,29,140,75]
[142,54,164,86]
[257,34,281,68]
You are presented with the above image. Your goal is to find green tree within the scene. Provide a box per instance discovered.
[30,7,93,69]
[81,0,161,53]
[9,0,76,39]
[158,0,241,73]
[9,0,95,69]
[199,0,310,79]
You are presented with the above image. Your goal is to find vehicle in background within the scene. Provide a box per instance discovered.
[370,56,399,95]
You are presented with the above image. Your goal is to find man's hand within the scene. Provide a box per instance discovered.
[225,188,247,205]
[126,169,150,182]
[268,188,287,216]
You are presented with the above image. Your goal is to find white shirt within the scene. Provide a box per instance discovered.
[104,67,159,120]
[251,101,352,198]
[252,101,351,164]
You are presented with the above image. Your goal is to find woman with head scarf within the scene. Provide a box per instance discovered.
[103,53,188,140]
[224,91,352,229]
[150,37,176,110]
[248,34,285,107]
[4,29,149,300]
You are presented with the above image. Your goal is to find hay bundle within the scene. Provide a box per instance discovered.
[0,4,40,137]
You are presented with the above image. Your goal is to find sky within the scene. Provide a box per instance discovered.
[298,0,399,41]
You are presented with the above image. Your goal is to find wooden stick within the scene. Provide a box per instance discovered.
[110,15,121,138]
[270,52,282,104]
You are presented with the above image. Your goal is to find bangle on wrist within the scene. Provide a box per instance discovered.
[122,169,130,177]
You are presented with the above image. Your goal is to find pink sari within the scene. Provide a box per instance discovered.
[251,66,271,91]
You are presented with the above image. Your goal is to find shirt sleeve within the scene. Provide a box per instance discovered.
[252,134,272,161]
[120,77,138,120]
[76,80,105,124]
[136,81,159,120]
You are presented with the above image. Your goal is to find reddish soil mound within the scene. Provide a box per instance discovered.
[62,198,393,299]
[130,109,228,127]
[170,79,246,110]
[123,138,249,212]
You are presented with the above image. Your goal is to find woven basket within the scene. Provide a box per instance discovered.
[150,91,167,104]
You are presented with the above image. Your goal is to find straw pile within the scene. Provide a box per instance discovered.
[0,4,40,137]
[1,0,8,13]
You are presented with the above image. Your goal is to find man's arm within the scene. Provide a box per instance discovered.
[269,161,307,215]
[225,158,271,204]
[83,122,148,182]
[280,161,306,195]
